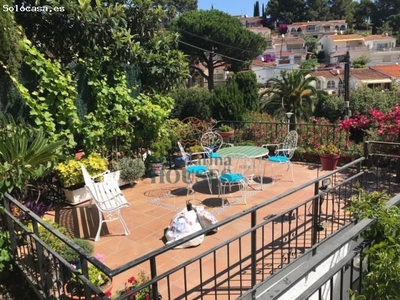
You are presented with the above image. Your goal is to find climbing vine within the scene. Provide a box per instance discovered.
[2,39,80,150]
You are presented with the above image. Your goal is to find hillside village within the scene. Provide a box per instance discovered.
[202,17,400,95]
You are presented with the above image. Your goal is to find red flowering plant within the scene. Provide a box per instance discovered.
[108,271,160,300]
[340,105,400,155]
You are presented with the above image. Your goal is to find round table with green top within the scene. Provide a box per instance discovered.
[217,146,269,158]
[216,146,269,190]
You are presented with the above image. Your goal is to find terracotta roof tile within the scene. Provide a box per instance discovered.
[364,34,395,41]
[312,70,344,79]
[370,64,400,78]
[326,34,364,41]
[350,68,391,80]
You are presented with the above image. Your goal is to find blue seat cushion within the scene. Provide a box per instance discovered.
[268,155,289,163]
[186,165,209,174]
[220,173,245,182]
[210,152,220,158]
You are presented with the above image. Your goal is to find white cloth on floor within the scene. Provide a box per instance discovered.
[165,206,218,248]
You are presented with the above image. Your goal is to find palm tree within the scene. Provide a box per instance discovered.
[260,69,318,126]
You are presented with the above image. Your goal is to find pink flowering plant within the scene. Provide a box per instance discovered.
[340,105,400,142]
[67,254,111,297]
[108,271,159,300]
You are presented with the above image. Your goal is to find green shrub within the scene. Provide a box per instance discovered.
[60,238,94,263]
[170,87,212,120]
[119,157,145,182]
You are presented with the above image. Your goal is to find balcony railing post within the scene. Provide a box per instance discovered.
[251,210,257,288]
[311,182,320,251]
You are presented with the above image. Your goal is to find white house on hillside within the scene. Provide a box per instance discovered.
[318,34,399,65]
[287,20,348,39]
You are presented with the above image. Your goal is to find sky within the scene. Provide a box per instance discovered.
[197,0,253,17]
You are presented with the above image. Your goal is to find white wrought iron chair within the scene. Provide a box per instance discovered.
[200,131,233,159]
[80,164,130,241]
[218,154,252,207]
[177,141,212,195]
[262,130,298,182]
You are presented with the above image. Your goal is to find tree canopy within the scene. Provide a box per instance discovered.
[171,9,267,90]
[260,70,318,124]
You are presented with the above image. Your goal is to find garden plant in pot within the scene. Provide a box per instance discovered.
[318,143,341,171]
[63,254,112,299]
[149,153,165,177]
[188,144,205,160]
[108,157,145,186]
[217,124,234,140]
[55,153,108,204]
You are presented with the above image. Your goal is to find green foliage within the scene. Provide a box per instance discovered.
[28,218,72,254]
[218,124,234,132]
[232,71,259,111]
[300,59,318,71]
[55,153,108,188]
[2,40,80,150]
[211,81,246,121]
[350,85,399,115]
[314,94,344,122]
[0,1,22,75]
[352,55,370,68]
[60,238,94,263]
[0,225,12,274]
[316,50,326,63]
[346,190,400,299]
[119,157,145,182]
[169,87,213,120]
[260,70,318,124]
[303,36,318,53]
[171,9,266,90]
[0,114,65,197]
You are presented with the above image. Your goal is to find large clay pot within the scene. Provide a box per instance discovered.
[217,130,234,141]
[320,154,340,171]
[150,162,163,176]
[63,278,113,299]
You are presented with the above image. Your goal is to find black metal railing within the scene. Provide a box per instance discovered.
[3,155,400,299]
[217,120,355,152]
[240,193,400,300]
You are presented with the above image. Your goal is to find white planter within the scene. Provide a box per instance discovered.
[63,187,92,205]
[103,170,131,186]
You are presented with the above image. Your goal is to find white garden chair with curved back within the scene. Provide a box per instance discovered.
[201,131,234,159]
[177,141,212,195]
[262,130,298,183]
[80,164,130,241]
[218,154,253,207]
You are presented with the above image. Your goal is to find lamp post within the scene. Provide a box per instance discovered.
[286,112,293,133]
[280,34,285,58]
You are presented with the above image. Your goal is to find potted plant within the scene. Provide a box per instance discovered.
[217,124,234,140]
[318,143,341,170]
[105,156,145,186]
[149,153,165,177]
[55,153,108,205]
[188,144,205,160]
[63,261,113,299]
[108,271,162,299]
[60,238,94,264]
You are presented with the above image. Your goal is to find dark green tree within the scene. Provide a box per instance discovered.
[260,70,318,124]
[169,87,213,120]
[328,0,357,25]
[314,94,344,122]
[232,71,259,111]
[262,3,266,18]
[350,86,399,115]
[371,0,400,31]
[171,9,266,91]
[354,0,374,30]
[153,0,197,14]
[254,1,260,17]
[265,0,307,24]
[211,81,246,121]
[305,0,331,21]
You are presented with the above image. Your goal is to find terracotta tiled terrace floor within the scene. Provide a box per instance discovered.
[49,162,339,298]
